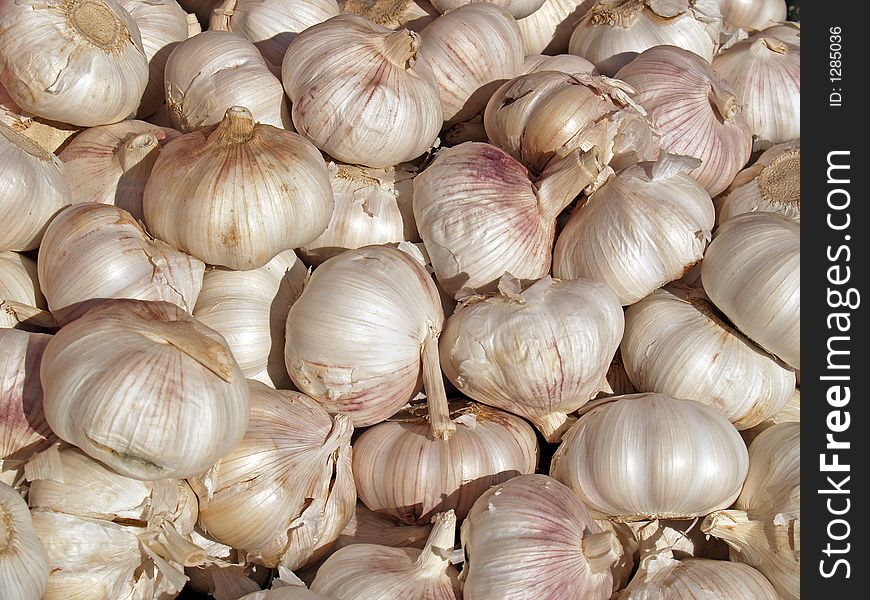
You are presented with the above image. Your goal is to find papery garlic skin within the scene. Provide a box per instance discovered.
[37,203,205,325]
[240,588,338,600]
[701,212,800,370]
[718,0,785,32]
[58,120,180,221]
[522,53,597,74]
[282,15,441,168]
[625,519,729,564]
[0,0,149,126]
[431,0,545,18]
[741,387,799,446]
[143,106,334,270]
[0,83,81,154]
[179,0,220,23]
[616,45,752,196]
[0,252,46,330]
[461,474,617,600]
[718,140,800,225]
[338,0,438,31]
[209,0,341,66]
[0,123,71,252]
[0,482,49,600]
[551,393,749,521]
[621,285,795,429]
[419,3,524,124]
[164,30,291,131]
[335,502,432,550]
[40,299,250,480]
[761,20,799,46]
[516,0,594,55]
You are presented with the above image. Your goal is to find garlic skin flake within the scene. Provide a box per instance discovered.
[516,0,595,55]
[0,0,149,127]
[282,15,442,168]
[718,140,800,225]
[0,482,49,600]
[551,393,749,521]
[40,299,250,480]
[0,252,47,331]
[521,53,597,75]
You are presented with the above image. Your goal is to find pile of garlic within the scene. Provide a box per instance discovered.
[0,0,799,598]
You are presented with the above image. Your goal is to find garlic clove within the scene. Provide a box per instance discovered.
[0,482,50,600]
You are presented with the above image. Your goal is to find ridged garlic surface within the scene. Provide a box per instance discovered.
[419,3,524,124]
[337,0,438,31]
[461,474,618,600]
[0,252,47,330]
[209,0,341,66]
[440,276,623,441]
[0,123,71,252]
[0,83,81,154]
[37,203,205,325]
[761,20,799,46]
[143,106,334,270]
[741,386,799,446]
[516,0,595,55]
[616,46,753,196]
[625,519,729,564]
[0,0,149,126]
[701,212,800,369]
[552,154,715,305]
[281,15,441,168]
[40,299,250,480]
[718,0,785,32]
[550,393,749,521]
[58,120,180,221]
[0,482,49,600]
[718,140,800,225]
[621,285,795,429]
[569,0,722,76]
[190,382,355,570]
[164,30,291,131]
[431,0,544,18]
[353,401,539,525]
[521,53,597,74]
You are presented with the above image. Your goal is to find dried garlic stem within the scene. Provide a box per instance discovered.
[536,148,601,221]
[415,510,457,574]
[422,326,455,441]
[116,132,160,173]
[582,529,622,574]
[531,411,577,444]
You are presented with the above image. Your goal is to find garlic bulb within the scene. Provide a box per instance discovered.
[338,0,438,31]
[621,284,795,429]
[553,154,714,305]
[37,203,205,325]
[551,393,749,521]
[718,0,785,32]
[310,510,461,600]
[0,0,148,126]
[281,15,441,168]
[432,0,545,18]
[353,400,538,524]
[718,140,799,224]
[615,45,753,196]
[190,381,355,570]
[761,20,799,46]
[210,0,341,66]
[58,120,180,221]
[440,276,623,441]
[299,162,419,265]
[419,3,524,124]
[0,482,49,600]
[193,250,307,387]
[0,123,71,252]
[618,554,778,599]
[702,422,800,600]
[40,298,250,480]
[120,0,190,118]
[741,386,799,446]
[0,329,55,487]
[143,106,334,270]
[164,31,291,131]
[712,36,799,147]
[0,83,81,153]
[0,252,46,330]
[284,245,452,434]
[701,212,800,369]
[461,474,619,600]
[516,0,594,55]
[522,53,597,74]
[569,0,722,77]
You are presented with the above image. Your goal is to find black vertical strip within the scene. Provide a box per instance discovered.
[804,1,867,596]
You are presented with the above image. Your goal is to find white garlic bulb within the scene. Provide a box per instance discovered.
[143,106,334,270]
[281,15,441,168]
[353,400,539,524]
[419,3,524,124]
[516,0,595,55]
[432,0,545,18]
[701,212,800,370]
[164,30,291,131]
[190,381,355,570]
[713,35,800,148]
[58,120,180,221]
[553,154,714,305]
[521,53,597,74]
[0,0,148,126]
[702,422,800,600]
[40,298,250,480]
[551,393,749,521]
[440,275,623,441]
[193,250,307,387]
[616,45,753,196]
[0,123,71,252]
[0,252,47,330]
[718,140,800,225]
[0,82,81,154]
[0,482,49,600]
[37,203,205,325]
[338,0,438,31]
[209,0,341,66]
[621,285,795,429]
[569,0,722,76]
[461,474,619,600]
[310,510,462,600]
[718,0,785,32]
